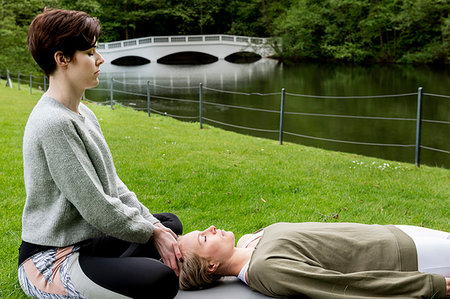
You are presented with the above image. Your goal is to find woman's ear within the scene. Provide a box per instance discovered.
[207,262,219,274]
[54,51,70,68]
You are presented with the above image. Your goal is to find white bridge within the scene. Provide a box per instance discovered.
[98,34,276,65]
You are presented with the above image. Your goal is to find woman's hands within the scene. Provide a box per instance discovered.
[152,222,183,276]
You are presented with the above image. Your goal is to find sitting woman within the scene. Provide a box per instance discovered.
[19,8,182,299]
[177,222,450,298]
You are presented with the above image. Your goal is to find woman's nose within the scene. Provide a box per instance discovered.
[96,53,104,65]
[208,226,216,234]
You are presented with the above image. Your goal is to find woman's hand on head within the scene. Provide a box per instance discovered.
[152,222,183,276]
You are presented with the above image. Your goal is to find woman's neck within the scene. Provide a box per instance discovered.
[46,75,84,114]
[219,247,254,277]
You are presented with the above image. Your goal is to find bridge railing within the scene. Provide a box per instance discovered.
[98,34,272,51]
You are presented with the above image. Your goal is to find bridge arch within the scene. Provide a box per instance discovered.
[225,51,261,63]
[157,51,218,65]
[111,55,150,66]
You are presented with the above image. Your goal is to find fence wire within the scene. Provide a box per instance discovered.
[285,111,416,121]
[422,119,450,125]
[150,108,198,119]
[151,95,198,104]
[284,131,416,147]
[150,83,199,90]
[112,89,146,97]
[285,92,418,99]
[421,146,450,154]
[203,100,280,113]
[423,93,450,99]
[204,86,281,96]
[203,117,279,133]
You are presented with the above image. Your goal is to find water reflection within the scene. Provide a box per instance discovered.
[100,59,280,90]
[90,60,450,168]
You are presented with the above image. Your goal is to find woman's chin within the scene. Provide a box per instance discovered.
[87,79,100,90]
[227,231,236,243]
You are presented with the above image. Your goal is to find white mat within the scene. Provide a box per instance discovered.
[175,277,271,299]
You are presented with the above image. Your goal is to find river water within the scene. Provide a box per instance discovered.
[87,59,450,168]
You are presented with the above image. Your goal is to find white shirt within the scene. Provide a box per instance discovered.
[237,230,264,284]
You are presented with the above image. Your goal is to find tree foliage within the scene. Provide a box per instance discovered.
[274,0,450,64]
[0,0,448,73]
[0,0,60,73]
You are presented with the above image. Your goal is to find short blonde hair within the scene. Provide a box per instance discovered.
[177,247,222,290]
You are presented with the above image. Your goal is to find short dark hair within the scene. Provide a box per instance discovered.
[28,8,101,75]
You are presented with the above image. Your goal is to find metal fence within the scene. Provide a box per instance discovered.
[85,77,449,168]
[2,69,449,168]
[0,69,48,94]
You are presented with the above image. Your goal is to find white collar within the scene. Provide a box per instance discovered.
[237,260,250,285]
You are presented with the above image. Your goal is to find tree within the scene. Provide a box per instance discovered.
[0,0,60,73]
[272,0,450,64]
[395,0,450,64]
[274,0,328,61]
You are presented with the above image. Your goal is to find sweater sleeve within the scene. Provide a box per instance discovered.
[41,119,154,244]
[248,257,447,299]
[115,175,160,224]
[81,102,160,226]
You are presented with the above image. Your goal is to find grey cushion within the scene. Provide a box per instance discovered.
[175,277,271,299]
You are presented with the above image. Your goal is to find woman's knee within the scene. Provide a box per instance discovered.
[135,261,179,299]
[78,255,179,299]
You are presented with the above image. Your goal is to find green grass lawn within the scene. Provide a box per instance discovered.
[1,86,449,297]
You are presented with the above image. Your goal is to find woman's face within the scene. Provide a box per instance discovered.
[179,226,235,263]
[66,44,104,90]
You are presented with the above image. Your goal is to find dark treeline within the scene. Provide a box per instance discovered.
[1,0,449,74]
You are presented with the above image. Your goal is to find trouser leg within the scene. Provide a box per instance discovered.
[76,254,178,299]
[75,213,182,298]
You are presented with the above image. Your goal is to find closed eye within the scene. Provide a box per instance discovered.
[86,47,96,56]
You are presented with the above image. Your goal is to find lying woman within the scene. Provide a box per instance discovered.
[177,222,450,298]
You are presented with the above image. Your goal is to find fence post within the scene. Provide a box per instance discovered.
[279,88,286,145]
[18,71,21,90]
[6,70,12,88]
[415,87,423,167]
[44,75,47,91]
[30,73,32,95]
[199,83,203,129]
[147,80,151,117]
[110,78,114,110]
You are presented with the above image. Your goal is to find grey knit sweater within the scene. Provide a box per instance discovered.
[22,95,159,247]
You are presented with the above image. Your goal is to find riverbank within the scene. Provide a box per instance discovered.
[1,87,448,297]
